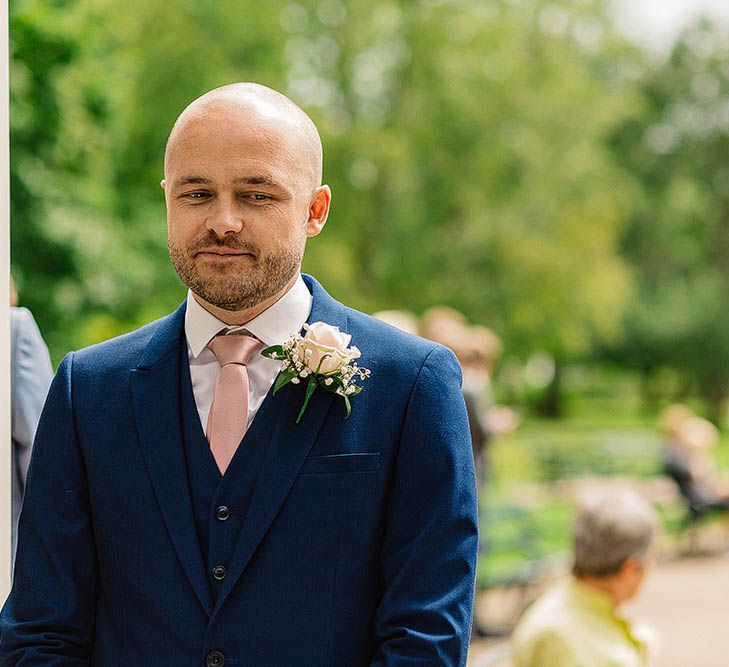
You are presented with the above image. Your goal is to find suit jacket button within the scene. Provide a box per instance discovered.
[212,565,227,580]
[206,651,225,667]
[215,505,230,521]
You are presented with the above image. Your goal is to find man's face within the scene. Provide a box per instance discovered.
[164,104,327,312]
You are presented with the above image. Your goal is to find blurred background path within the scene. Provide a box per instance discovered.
[625,554,729,667]
[469,553,729,667]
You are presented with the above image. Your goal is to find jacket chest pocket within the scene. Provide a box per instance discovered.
[300,452,381,475]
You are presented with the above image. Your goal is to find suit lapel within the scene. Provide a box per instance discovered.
[130,302,213,616]
[211,275,348,618]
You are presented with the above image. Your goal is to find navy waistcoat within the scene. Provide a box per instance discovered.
[180,344,272,602]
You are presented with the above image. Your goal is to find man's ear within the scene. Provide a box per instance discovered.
[305,185,331,238]
[160,179,166,190]
[620,555,643,579]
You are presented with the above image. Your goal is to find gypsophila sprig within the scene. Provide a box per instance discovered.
[261,322,371,423]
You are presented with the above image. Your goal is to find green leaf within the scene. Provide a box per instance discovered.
[261,345,285,359]
[320,377,342,393]
[296,377,318,424]
[273,369,297,394]
[344,395,352,418]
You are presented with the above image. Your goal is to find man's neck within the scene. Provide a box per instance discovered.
[576,574,620,608]
[193,275,299,326]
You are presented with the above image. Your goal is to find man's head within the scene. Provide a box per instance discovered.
[163,83,331,322]
[572,486,659,605]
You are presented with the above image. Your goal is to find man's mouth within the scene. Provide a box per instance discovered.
[195,248,254,258]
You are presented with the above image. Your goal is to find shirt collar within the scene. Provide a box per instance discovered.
[184,274,312,359]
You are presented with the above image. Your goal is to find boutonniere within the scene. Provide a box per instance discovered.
[261,322,371,423]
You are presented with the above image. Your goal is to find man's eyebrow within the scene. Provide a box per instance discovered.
[233,176,280,187]
[171,176,212,189]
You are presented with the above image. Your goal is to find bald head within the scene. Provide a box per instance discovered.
[164,83,323,191]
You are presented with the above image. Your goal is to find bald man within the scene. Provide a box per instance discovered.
[0,83,478,666]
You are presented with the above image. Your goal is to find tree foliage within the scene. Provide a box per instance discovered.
[610,18,729,418]
[13,0,729,421]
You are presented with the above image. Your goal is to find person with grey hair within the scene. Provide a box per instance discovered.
[512,486,659,667]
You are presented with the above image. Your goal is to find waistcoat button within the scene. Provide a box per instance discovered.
[206,651,225,667]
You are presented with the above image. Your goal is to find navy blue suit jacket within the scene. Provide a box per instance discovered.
[1,276,478,666]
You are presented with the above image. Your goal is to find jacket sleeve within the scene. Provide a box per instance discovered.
[370,345,479,666]
[0,353,97,665]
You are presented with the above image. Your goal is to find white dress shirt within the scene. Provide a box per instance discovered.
[184,275,312,433]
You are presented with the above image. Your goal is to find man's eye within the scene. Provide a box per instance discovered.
[247,193,270,201]
[178,191,211,200]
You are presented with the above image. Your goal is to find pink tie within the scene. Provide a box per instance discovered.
[206,334,262,474]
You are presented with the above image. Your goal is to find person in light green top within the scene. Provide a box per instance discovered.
[512,486,659,667]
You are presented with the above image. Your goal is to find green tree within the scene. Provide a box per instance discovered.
[298,0,640,413]
[11,0,639,391]
[611,18,729,420]
[10,0,81,354]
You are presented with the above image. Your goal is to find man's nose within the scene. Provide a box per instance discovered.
[207,198,244,236]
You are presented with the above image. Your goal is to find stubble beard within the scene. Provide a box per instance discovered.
[168,232,303,312]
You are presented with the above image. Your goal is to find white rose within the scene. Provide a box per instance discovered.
[297,322,361,375]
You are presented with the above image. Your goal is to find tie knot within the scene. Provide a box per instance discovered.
[208,334,262,367]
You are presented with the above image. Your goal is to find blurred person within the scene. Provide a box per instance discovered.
[661,407,729,519]
[458,325,519,639]
[421,308,518,638]
[8,278,53,561]
[458,324,518,491]
[512,486,659,667]
[0,83,478,666]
